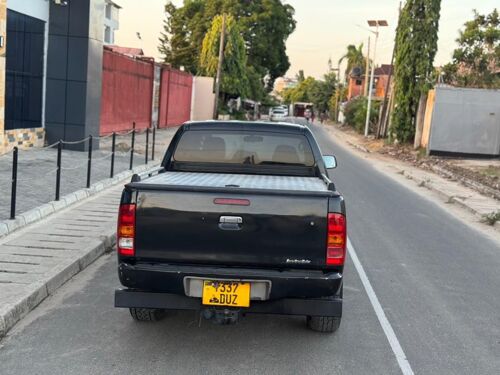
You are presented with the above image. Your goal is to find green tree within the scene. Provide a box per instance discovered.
[338,44,365,79]
[282,69,337,114]
[282,76,317,104]
[309,71,337,113]
[200,15,250,98]
[329,83,347,120]
[158,0,296,86]
[390,0,442,143]
[296,70,305,83]
[443,9,500,88]
[158,1,205,74]
[344,97,380,133]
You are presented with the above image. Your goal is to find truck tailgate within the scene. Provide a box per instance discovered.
[133,181,330,268]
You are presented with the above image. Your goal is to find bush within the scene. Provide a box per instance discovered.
[344,96,380,134]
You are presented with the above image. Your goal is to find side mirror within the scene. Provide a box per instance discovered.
[323,155,337,169]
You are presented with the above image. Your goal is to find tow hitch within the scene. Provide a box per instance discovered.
[202,308,240,325]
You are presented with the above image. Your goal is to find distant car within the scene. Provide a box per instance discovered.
[270,108,287,121]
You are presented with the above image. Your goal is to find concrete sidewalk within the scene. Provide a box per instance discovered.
[0,183,125,338]
[323,124,500,229]
[0,127,178,338]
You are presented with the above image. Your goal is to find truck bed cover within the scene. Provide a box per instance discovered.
[138,172,329,193]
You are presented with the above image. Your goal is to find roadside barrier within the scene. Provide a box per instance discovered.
[5,123,158,220]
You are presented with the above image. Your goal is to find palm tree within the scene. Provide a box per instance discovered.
[338,44,365,81]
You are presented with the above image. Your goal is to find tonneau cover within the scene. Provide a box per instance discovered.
[140,172,328,193]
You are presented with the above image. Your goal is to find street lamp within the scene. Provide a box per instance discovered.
[364,20,388,137]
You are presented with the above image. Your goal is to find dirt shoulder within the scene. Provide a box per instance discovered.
[327,122,500,201]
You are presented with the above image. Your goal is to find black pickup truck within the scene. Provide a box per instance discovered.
[115,121,346,333]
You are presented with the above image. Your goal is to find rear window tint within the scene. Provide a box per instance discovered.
[173,130,315,166]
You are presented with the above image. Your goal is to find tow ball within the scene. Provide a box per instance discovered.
[202,308,240,325]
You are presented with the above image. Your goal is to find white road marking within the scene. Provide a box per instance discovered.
[348,238,415,375]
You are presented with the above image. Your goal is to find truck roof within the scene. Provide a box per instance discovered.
[183,120,307,133]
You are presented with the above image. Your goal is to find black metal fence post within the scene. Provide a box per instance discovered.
[129,128,136,170]
[110,132,116,178]
[86,135,93,188]
[152,127,156,161]
[10,147,18,220]
[55,140,62,201]
[145,128,150,164]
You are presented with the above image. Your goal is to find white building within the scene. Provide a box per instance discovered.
[104,0,121,44]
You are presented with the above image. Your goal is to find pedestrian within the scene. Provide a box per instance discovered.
[311,111,316,123]
[304,109,311,122]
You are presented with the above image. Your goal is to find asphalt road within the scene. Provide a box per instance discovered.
[1,121,499,374]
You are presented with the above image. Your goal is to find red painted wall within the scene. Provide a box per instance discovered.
[158,67,193,128]
[100,50,154,135]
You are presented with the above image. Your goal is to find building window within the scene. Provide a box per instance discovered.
[5,10,44,130]
[104,26,111,44]
[105,4,112,19]
[111,6,119,23]
[355,79,362,86]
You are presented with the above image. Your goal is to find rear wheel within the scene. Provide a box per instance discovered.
[129,308,166,322]
[306,316,341,333]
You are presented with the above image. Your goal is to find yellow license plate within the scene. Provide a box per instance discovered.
[202,280,251,307]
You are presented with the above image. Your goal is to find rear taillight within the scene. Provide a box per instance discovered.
[326,213,346,266]
[117,204,136,256]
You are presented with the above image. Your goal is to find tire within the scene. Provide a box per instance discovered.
[129,308,166,322]
[306,316,341,333]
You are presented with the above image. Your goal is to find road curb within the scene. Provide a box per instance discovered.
[0,165,161,339]
[400,169,500,231]
[0,163,159,240]
[0,231,115,339]
[346,140,370,153]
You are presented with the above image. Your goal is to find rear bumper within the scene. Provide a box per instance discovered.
[115,289,342,317]
[118,262,343,300]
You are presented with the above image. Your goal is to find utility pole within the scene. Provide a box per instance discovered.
[213,14,226,120]
[377,44,396,138]
[377,1,402,139]
[364,36,371,97]
[364,20,388,137]
[364,27,378,136]
[334,62,341,122]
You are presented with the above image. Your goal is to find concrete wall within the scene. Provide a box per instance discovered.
[428,86,500,156]
[420,89,435,149]
[190,76,215,122]
[151,64,161,127]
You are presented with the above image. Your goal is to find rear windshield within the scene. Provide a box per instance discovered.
[173,130,315,167]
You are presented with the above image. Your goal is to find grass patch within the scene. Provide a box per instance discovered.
[481,211,500,226]
[416,147,427,161]
[479,166,500,179]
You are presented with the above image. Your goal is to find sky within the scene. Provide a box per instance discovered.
[114,0,498,80]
